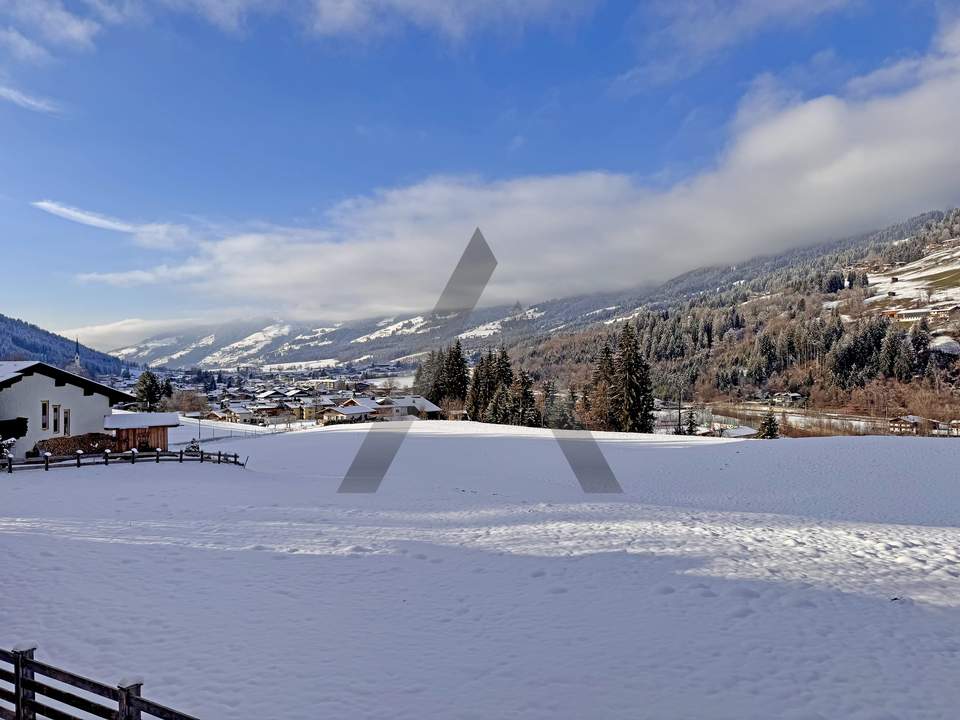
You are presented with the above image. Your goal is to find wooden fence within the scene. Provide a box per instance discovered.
[2,449,246,474]
[0,646,199,720]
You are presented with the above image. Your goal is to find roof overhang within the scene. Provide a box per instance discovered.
[0,362,135,404]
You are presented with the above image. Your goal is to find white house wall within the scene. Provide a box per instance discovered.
[0,373,111,457]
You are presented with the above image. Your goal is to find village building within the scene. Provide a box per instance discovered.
[889,415,922,435]
[322,405,372,424]
[0,361,135,457]
[104,412,181,452]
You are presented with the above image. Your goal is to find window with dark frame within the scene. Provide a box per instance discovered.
[63,409,71,437]
[41,400,49,431]
[53,405,60,434]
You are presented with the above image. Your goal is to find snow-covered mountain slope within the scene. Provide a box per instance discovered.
[109,291,648,369]
[106,211,951,369]
[3,423,960,719]
[866,237,960,314]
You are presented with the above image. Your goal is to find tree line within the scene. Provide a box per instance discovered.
[414,323,658,434]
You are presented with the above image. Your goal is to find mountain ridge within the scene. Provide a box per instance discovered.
[5,210,947,372]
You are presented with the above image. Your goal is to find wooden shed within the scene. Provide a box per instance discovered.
[103,412,180,451]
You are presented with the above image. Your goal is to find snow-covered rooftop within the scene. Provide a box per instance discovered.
[103,412,181,429]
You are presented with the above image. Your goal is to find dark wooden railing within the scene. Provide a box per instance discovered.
[2,450,247,474]
[0,646,199,720]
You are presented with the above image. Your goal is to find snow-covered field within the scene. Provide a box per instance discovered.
[3,422,960,719]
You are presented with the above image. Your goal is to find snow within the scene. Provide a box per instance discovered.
[3,423,960,719]
[458,307,545,339]
[866,239,960,311]
[603,308,642,325]
[351,316,428,344]
[930,335,960,355]
[149,334,217,368]
[167,415,303,445]
[261,358,340,372]
[103,412,180,430]
[113,337,180,361]
[457,319,503,339]
[199,324,293,367]
[366,374,416,388]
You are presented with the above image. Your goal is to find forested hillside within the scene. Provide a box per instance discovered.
[430,209,960,426]
[0,313,122,375]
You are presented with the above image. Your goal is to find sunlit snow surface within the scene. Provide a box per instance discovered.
[3,422,959,719]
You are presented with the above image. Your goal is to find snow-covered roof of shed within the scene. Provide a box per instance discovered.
[104,412,181,429]
[388,396,442,413]
[326,405,371,416]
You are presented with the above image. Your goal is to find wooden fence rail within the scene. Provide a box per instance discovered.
[1,450,247,475]
[0,646,199,720]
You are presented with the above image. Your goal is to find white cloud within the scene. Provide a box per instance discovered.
[617,0,857,90]
[32,199,194,248]
[73,19,960,323]
[33,199,135,231]
[0,83,59,112]
[845,21,960,97]
[1,0,101,50]
[0,0,588,117]
[56,316,210,350]
[154,0,591,37]
[0,26,50,62]
[309,0,592,39]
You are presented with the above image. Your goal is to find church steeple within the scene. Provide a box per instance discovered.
[65,338,91,378]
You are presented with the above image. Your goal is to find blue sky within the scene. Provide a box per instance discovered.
[1,0,958,349]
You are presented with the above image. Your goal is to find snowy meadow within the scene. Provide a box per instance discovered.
[2,422,959,719]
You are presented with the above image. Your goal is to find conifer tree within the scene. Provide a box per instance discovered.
[443,340,469,402]
[909,318,931,372]
[564,386,580,430]
[540,379,557,428]
[483,384,511,424]
[414,351,438,397]
[879,326,902,378]
[587,344,617,431]
[685,408,697,436]
[135,371,162,411]
[465,352,488,421]
[412,361,426,396]
[758,408,780,439]
[495,346,514,391]
[427,347,447,403]
[614,324,654,433]
[509,370,539,427]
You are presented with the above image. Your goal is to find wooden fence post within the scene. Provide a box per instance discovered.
[200,452,204,464]
[104,449,110,466]
[179,449,184,463]
[7,456,13,473]
[217,451,222,464]
[156,448,161,464]
[118,681,143,720]
[131,449,137,465]
[76,450,83,468]
[13,644,37,720]
[43,453,50,471]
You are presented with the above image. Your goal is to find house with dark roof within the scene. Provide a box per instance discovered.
[0,361,134,457]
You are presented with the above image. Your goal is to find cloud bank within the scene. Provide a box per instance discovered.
[61,20,960,329]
